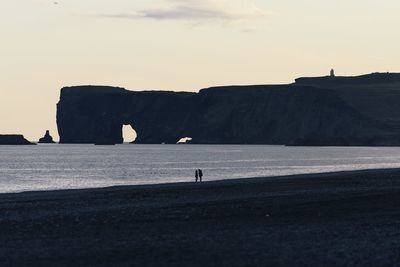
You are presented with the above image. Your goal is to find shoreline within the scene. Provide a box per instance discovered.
[2,167,400,197]
[2,167,400,266]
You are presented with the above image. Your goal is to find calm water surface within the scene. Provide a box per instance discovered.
[1,144,400,193]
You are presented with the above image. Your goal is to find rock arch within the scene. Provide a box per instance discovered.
[57,83,395,146]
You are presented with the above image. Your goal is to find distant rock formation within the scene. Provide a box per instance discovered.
[0,135,35,145]
[38,130,55,144]
[57,73,400,146]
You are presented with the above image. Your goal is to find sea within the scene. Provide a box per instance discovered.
[2,144,400,193]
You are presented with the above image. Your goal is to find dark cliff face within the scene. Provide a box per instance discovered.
[57,74,400,145]
[57,86,197,144]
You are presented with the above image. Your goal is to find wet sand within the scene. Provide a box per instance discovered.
[1,169,400,266]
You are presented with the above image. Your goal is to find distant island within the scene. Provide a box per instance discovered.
[0,135,35,145]
[57,72,400,146]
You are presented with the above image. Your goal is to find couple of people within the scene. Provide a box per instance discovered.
[195,169,203,182]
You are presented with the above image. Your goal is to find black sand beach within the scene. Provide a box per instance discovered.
[1,169,400,266]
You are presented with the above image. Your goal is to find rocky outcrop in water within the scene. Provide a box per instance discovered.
[0,135,35,145]
[38,130,55,144]
[56,73,400,146]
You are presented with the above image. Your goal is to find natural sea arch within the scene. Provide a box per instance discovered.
[122,125,137,143]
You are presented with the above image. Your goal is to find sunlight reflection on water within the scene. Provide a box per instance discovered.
[1,144,400,193]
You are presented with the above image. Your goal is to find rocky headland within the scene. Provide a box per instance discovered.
[0,135,35,145]
[56,72,400,146]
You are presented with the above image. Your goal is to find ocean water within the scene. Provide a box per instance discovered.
[2,144,400,193]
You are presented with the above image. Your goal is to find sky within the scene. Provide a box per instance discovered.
[1,0,400,141]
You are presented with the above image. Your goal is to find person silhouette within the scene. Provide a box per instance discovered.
[195,169,199,182]
[198,169,203,182]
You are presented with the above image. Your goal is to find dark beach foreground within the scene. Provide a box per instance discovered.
[2,169,400,266]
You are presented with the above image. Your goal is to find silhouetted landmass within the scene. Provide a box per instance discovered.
[38,130,55,144]
[0,135,35,145]
[2,169,400,266]
[57,73,400,146]
[295,72,400,87]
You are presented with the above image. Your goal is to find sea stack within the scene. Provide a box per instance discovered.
[0,135,35,145]
[38,130,56,144]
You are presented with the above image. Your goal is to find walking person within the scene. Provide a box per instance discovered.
[198,169,203,182]
[195,169,199,182]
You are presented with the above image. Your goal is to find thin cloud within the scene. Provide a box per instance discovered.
[102,0,265,22]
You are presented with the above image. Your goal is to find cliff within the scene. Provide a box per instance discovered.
[56,73,400,146]
[0,135,35,145]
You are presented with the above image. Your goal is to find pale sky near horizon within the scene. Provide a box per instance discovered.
[1,0,400,141]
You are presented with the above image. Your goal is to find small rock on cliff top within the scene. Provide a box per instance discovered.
[0,135,35,145]
[38,130,56,144]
